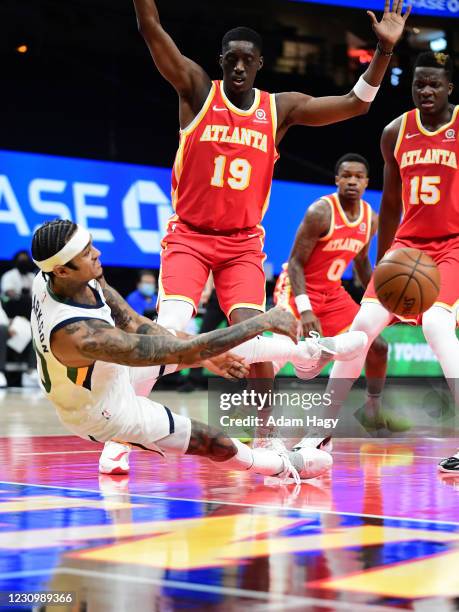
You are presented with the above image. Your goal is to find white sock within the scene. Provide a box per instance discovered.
[422,306,459,405]
[217,438,284,476]
[157,299,194,332]
[327,302,391,408]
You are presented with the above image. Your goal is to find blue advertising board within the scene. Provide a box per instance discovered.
[0,149,381,275]
[292,0,459,19]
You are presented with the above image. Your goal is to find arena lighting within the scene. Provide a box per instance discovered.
[348,48,375,64]
[16,44,28,54]
[391,66,402,86]
[430,37,447,52]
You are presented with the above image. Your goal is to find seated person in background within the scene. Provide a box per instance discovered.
[126,269,158,320]
[1,250,38,387]
[1,250,36,316]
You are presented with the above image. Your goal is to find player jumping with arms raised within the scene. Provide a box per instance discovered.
[131,0,410,381]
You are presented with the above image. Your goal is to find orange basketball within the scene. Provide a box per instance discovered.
[373,248,440,317]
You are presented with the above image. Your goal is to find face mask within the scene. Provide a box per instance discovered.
[139,283,156,297]
[16,260,33,275]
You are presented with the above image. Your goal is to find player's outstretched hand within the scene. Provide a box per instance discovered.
[202,352,250,379]
[367,0,411,49]
[301,310,323,339]
[265,307,299,343]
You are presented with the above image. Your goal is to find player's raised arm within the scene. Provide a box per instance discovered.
[288,201,331,336]
[132,0,211,101]
[377,119,404,261]
[354,210,378,286]
[276,0,410,133]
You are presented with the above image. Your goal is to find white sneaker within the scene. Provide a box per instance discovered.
[292,435,333,454]
[293,446,333,479]
[294,331,368,380]
[0,372,7,388]
[316,331,368,362]
[255,438,302,485]
[257,437,331,484]
[99,441,131,475]
[269,446,333,483]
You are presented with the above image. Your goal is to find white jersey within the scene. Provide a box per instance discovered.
[30,273,175,443]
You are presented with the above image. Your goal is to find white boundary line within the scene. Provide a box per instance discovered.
[1,480,459,526]
[56,567,399,612]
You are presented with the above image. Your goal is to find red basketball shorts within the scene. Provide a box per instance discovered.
[273,268,359,337]
[159,220,266,319]
[363,236,459,323]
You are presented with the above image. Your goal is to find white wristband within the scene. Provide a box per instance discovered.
[295,294,312,313]
[353,75,380,103]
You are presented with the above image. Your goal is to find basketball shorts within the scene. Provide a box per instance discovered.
[363,236,459,323]
[273,268,359,337]
[159,220,266,319]
[56,366,191,455]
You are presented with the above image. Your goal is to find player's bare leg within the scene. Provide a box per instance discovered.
[358,334,410,433]
[364,335,388,398]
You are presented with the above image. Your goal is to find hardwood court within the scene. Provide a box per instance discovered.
[1,387,459,611]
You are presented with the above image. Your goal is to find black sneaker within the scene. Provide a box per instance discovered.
[438,455,459,473]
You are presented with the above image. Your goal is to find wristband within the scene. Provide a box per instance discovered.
[295,294,312,313]
[377,42,394,57]
[353,75,380,103]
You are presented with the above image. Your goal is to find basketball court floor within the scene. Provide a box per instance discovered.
[1,385,459,611]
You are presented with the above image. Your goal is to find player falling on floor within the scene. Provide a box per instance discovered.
[323,53,459,471]
[131,0,410,385]
[30,220,367,481]
[274,153,388,445]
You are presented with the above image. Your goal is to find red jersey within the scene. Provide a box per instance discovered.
[171,80,278,232]
[394,106,459,242]
[301,193,372,292]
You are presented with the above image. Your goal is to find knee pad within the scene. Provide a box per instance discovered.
[156,300,194,332]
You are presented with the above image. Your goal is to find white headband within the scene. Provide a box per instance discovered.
[33,225,92,272]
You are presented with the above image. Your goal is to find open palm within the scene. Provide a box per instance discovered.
[368,0,411,49]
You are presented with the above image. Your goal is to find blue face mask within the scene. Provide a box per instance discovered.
[139,283,156,297]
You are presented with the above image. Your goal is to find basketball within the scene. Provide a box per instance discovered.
[374,248,440,317]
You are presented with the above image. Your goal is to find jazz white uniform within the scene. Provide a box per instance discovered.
[30,272,190,452]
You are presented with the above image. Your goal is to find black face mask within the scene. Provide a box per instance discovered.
[16,261,33,275]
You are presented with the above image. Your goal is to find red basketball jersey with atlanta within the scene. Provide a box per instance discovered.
[171,80,278,232]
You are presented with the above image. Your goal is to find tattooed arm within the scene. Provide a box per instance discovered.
[100,281,171,336]
[51,307,298,368]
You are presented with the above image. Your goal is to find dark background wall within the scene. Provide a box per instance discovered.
[1,0,457,294]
